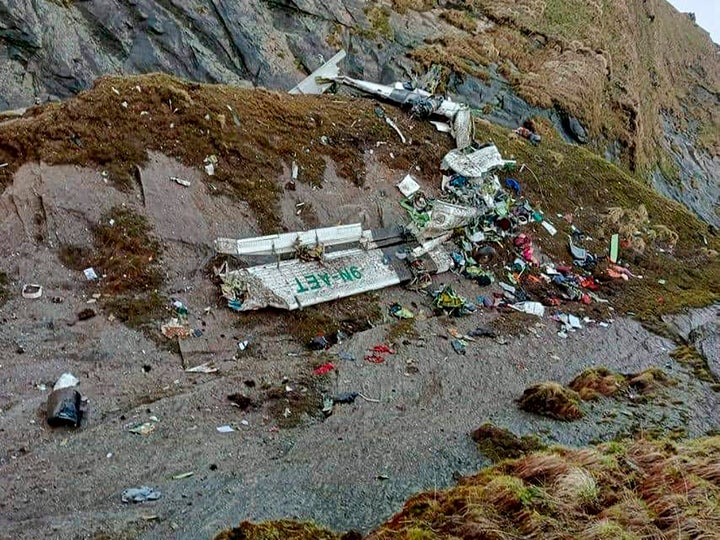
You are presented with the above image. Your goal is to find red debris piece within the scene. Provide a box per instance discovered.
[313,363,335,376]
[580,278,599,290]
[365,344,395,364]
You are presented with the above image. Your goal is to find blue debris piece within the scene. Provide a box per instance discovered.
[505,178,521,195]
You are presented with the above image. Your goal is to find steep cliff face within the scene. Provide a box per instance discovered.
[1,0,718,224]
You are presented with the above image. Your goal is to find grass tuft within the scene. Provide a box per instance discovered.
[517,382,584,421]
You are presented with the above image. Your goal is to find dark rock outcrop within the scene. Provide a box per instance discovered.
[0,0,718,227]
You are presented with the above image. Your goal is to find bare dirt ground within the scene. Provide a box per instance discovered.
[0,153,718,539]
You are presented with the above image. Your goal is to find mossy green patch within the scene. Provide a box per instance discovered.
[472,423,546,462]
[517,381,584,421]
[473,118,719,321]
[671,345,717,383]
[215,520,355,540]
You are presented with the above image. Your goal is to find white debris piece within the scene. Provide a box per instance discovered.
[216,425,235,433]
[510,301,546,317]
[53,373,79,391]
[558,313,583,334]
[185,362,218,374]
[541,220,558,236]
[396,175,421,198]
[170,176,191,187]
[385,116,406,144]
[21,284,43,299]
[430,121,451,133]
[423,200,480,237]
[203,154,218,176]
[121,487,161,503]
[215,224,364,257]
[289,50,347,95]
[83,267,98,280]
[441,144,515,178]
[451,108,473,149]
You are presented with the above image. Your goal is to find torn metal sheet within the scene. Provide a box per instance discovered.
[451,108,473,149]
[215,224,363,257]
[441,144,515,178]
[510,301,546,317]
[411,233,453,258]
[289,50,346,95]
[220,245,451,311]
[430,120,451,133]
[423,200,481,237]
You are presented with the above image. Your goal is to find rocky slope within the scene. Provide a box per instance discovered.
[0,3,719,538]
[0,74,717,539]
[1,0,719,225]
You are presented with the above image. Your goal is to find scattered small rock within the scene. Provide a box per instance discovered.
[77,308,96,321]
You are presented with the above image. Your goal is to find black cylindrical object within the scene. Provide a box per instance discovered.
[47,388,82,427]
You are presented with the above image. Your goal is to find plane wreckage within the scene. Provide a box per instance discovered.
[215,51,522,312]
[289,49,473,149]
[215,146,516,312]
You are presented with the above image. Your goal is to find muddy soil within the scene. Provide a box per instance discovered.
[0,155,718,539]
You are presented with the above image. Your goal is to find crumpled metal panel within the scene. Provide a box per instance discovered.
[441,144,515,178]
[221,244,451,311]
[215,224,363,256]
[452,108,473,149]
[423,200,481,238]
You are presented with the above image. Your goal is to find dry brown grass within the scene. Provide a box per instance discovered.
[217,437,720,537]
[605,204,679,254]
[215,520,359,540]
[398,0,720,174]
[85,206,163,295]
[0,73,449,234]
[569,367,676,402]
[626,367,677,396]
[569,367,626,401]
[365,436,720,539]
[439,9,477,33]
[390,0,435,15]
[472,423,546,462]
[517,381,584,421]
[57,206,168,338]
[671,345,716,383]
